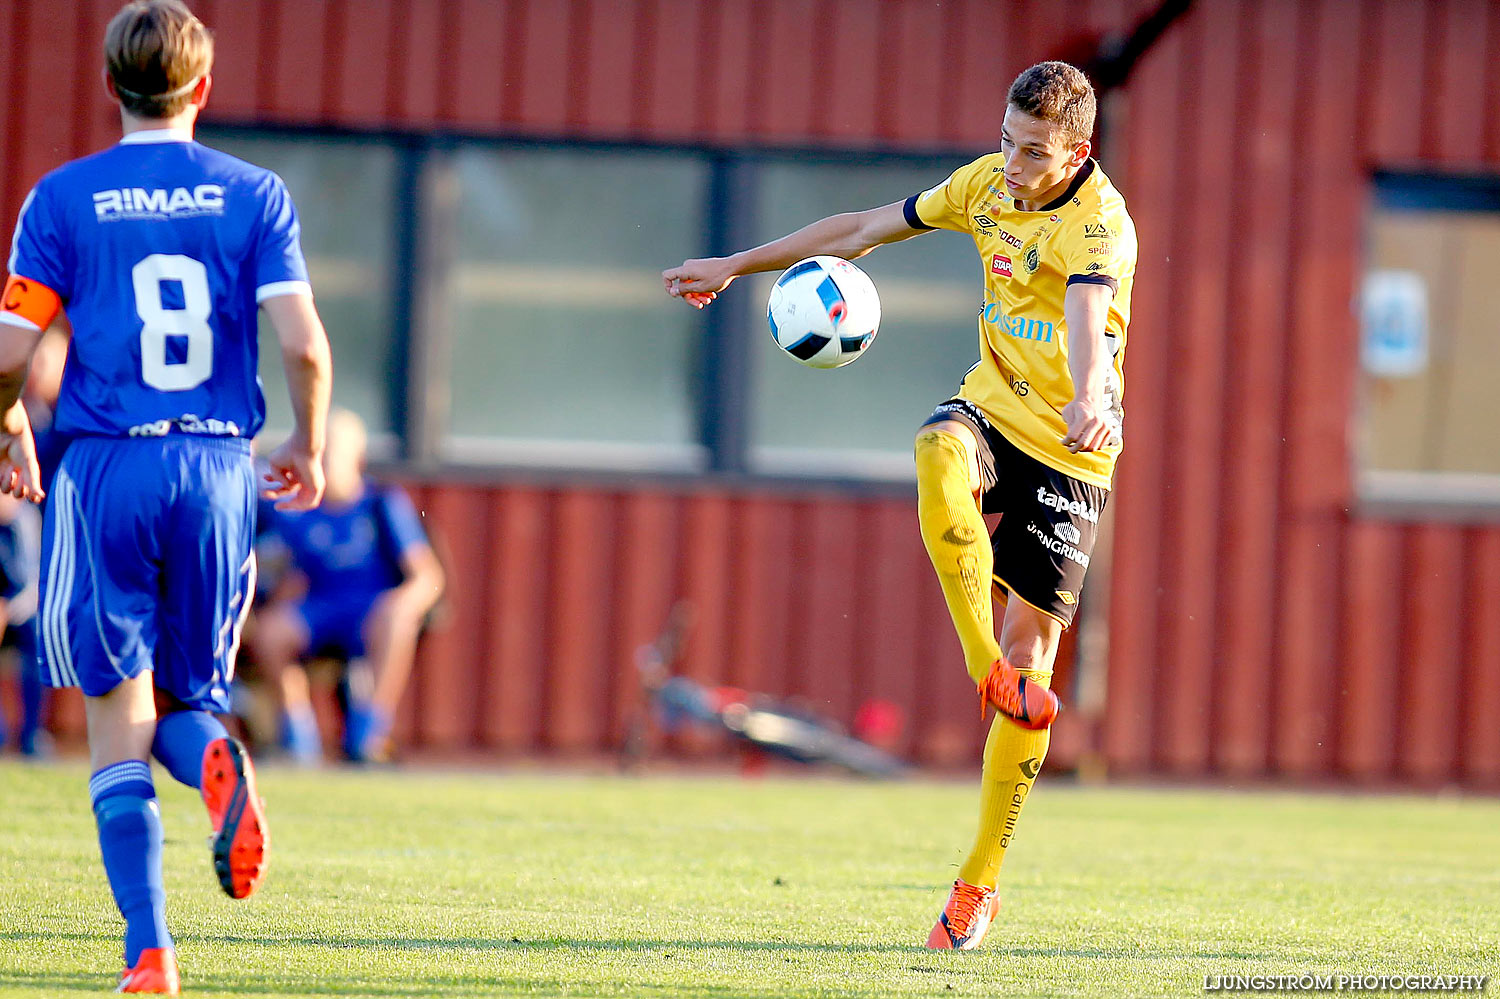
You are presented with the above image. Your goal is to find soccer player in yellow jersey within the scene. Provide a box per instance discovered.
[663,61,1136,950]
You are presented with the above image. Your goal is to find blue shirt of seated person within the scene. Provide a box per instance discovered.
[259,481,429,660]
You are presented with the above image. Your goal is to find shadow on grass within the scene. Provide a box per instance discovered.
[0,935,1271,999]
[0,929,1268,962]
[0,970,103,995]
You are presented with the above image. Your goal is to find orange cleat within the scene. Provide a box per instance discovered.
[977,657,1060,730]
[201,737,270,899]
[926,879,1000,950]
[117,947,179,994]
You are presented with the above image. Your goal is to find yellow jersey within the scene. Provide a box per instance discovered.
[906,155,1137,488]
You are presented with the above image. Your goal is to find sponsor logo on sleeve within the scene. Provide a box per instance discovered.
[1084,223,1112,239]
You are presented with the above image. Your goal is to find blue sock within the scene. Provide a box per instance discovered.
[90,762,172,965]
[343,703,389,760]
[18,650,45,754]
[280,706,322,763]
[150,710,228,789]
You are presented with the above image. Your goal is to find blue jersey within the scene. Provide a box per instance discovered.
[7,130,310,439]
[265,481,430,604]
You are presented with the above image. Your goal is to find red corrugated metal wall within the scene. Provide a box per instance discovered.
[389,484,991,767]
[5,0,1500,786]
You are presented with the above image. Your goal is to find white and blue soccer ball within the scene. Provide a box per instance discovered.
[766,255,881,369]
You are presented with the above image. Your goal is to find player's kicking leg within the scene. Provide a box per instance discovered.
[914,417,1062,727]
[927,603,1061,950]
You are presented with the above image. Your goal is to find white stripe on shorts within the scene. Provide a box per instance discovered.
[41,470,78,688]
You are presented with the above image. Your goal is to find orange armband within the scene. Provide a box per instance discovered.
[1,274,61,331]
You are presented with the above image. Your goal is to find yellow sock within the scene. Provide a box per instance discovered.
[957,669,1052,888]
[915,429,1001,683]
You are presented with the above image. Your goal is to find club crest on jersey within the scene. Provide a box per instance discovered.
[1023,243,1040,273]
[93,185,225,221]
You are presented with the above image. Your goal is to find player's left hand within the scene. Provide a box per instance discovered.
[262,435,326,511]
[1060,397,1114,454]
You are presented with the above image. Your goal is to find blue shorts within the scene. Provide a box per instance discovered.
[39,435,256,712]
[295,592,378,660]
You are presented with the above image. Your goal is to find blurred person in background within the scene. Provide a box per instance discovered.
[247,407,443,765]
[0,327,65,756]
[0,490,43,755]
[664,62,1136,952]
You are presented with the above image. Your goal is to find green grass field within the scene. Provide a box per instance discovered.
[0,761,1495,998]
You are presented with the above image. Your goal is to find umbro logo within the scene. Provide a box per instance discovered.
[1019,757,1041,779]
[973,214,997,229]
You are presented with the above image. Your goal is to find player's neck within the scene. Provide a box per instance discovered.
[1014,173,1075,213]
[118,107,198,140]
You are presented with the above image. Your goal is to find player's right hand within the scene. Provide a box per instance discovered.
[662,258,736,309]
[0,402,43,503]
[262,438,325,511]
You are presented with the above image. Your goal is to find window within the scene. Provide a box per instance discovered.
[1358,174,1500,511]
[439,146,710,470]
[198,130,402,447]
[745,159,983,478]
[193,128,1004,485]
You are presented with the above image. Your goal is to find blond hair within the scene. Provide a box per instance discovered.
[104,0,213,118]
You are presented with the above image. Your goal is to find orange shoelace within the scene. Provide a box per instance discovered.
[945,881,992,937]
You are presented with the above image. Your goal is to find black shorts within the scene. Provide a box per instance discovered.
[921,398,1109,627]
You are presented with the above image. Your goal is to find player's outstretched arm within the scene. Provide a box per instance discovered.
[662,200,920,309]
[261,293,333,510]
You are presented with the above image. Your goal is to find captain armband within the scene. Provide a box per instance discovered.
[0,274,62,331]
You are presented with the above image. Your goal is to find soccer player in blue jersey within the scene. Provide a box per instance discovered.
[0,2,333,992]
[250,408,444,764]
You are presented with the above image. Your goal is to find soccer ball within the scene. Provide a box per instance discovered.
[766,256,881,369]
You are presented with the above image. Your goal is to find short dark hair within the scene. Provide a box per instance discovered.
[1007,61,1096,145]
[104,0,214,118]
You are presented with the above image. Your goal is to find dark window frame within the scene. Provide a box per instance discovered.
[199,120,976,496]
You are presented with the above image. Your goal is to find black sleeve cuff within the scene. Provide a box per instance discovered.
[903,194,935,231]
[1067,273,1119,294]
